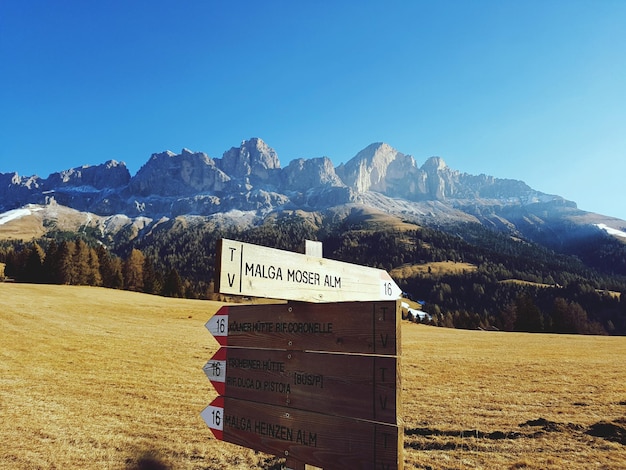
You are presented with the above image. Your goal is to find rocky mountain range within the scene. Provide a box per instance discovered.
[1,137,624,245]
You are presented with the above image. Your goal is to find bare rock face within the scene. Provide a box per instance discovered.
[0,173,44,209]
[45,160,131,189]
[337,143,435,200]
[281,157,354,207]
[0,137,578,227]
[218,138,281,183]
[382,152,421,199]
[419,156,457,200]
[282,157,344,190]
[336,143,408,193]
[335,145,544,204]
[129,149,230,197]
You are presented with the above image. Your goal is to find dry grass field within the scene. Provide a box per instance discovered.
[1,283,625,469]
[391,261,478,279]
[402,324,626,469]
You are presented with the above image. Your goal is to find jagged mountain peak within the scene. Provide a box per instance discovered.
[103,159,125,169]
[45,160,131,189]
[421,156,448,172]
[3,136,616,236]
[336,142,415,194]
[283,156,345,190]
[353,142,401,163]
[142,149,214,169]
[219,137,281,181]
[151,150,177,159]
[130,148,227,197]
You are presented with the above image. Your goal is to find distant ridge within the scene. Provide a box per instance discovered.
[1,137,625,245]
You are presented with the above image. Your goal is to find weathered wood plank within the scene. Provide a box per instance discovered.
[201,397,403,470]
[203,347,398,424]
[206,300,401,355]
[215,238,402,303]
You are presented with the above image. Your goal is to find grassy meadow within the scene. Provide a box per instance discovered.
[1,283,625,469]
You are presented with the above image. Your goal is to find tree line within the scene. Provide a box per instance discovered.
[326,225,626,335]
[2,216,625,335]
[0,239,188,298]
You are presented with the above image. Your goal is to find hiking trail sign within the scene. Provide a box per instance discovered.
[201,396,402,470]
[203,346,398,424]
[215,238,402,303]
[203,239,403,470]
[205,301,400,355]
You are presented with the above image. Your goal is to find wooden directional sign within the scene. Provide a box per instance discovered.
[204,239,404,469]
[205,300,400,355]
[203,347,398,424]
[215,238,402,303]
[202,396,402,470]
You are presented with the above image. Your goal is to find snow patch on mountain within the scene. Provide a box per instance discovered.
[595,223,626,239]
[0,206,43,225]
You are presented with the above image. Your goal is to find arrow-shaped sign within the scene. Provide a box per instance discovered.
[203,346,398,424]
[215,238,402,303]
[202,347,227,395]
[205,301,400,355]
[205,311,228,346]
[201,396,402,470]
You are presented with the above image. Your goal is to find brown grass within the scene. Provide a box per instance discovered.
[402,325,626,469]
[391,261,477,279]
[340,205,420,232]
[0,214,47,240]
[0,284,273,469]
[499,279,556,288]
[1,284,625,469]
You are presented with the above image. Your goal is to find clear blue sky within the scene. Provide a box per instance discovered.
[2,1,625,219]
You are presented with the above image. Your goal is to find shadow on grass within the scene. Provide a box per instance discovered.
[125,451,286,470]
[405,417,626,451]
[126,451,170,470]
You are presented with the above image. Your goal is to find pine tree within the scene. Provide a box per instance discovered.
[4,248,23,280]
[124,248,145,291]
[87,247,102,286]
[42,240,59,283]
[110,256,124,289]
[97,245,116,288]
[142,257,160,294]
[56,241,76,285]
[24,242,46,283]
[500,302,518,331]
[514,294,544,332]
[163,268,184,298]
[73,239,91,285]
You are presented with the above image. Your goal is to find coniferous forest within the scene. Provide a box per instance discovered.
[1,216,625,335]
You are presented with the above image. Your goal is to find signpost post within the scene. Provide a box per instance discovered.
[202,239,404,470]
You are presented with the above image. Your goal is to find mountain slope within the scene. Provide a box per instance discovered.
[1,137,625,254]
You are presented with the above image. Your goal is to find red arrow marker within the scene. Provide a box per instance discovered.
[200,396,224,441]
[202,347,227,395]
[205,306,229,346]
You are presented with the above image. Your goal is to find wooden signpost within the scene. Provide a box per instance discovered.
[203,346,398,424]
[205,301,400,355]
[202,396,402,470]
[215,238,402,303]
[202,239,404,470]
